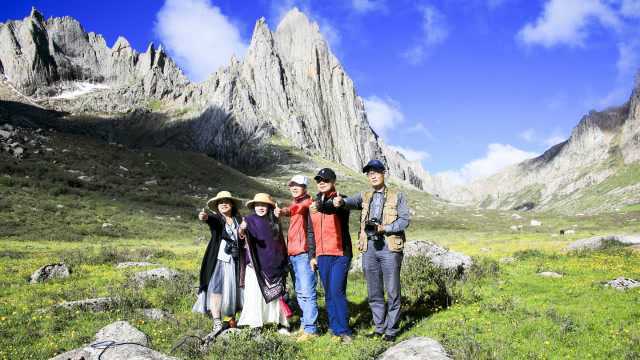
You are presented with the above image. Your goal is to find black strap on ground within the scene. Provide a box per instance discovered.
[90,340,156,360]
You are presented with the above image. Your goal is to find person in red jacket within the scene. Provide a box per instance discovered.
[275,175,318,342]
[309,168,353,343]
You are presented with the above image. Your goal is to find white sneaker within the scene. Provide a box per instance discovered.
[277,328,291,336]
[212,319,223,336]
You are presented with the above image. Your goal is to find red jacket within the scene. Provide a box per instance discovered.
[282,194,315,257]
[310,191,352,258]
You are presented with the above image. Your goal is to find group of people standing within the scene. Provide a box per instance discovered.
[193,159,411,343]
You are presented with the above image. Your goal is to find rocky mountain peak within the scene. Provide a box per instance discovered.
[112,36,132,53]
[276,8,316,34]
[29,6,45,23]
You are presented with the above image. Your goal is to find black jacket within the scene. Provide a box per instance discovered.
[198,213,243,293]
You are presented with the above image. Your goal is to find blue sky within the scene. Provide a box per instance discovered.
[3,0,640,182]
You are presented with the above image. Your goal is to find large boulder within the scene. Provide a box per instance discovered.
[566,235,640,251]
[378,337,451,360]
[30,263,70,283]
[49,321,177,360]
[132,267,181,287]
[350,241,472,274]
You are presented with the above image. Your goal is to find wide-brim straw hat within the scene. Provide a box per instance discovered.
[246,193,276,209]
[206,191,241,210]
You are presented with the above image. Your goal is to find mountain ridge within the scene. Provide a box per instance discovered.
[0,7,433,190]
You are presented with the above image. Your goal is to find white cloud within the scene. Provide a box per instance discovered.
[517,0,620,48]
[621,0,640,17]
[363,96,404,137]
[388,145,430,162]
[595,86,630,108]
[437,143,538,184]
[402,5,449,64]
[617,41,640,77]
[543,134,566,147]
[518,128,567,147]
[155,0,247,82]
[519,128,536,142]
[405,122,434,139]
[352,0,387,13]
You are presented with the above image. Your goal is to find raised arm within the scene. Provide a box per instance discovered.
[341,191,363,210]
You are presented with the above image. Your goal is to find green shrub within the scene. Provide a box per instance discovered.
[513,249,545,260]
[206,330,300,360]
[465,257,500,281]
[401,255,457,307]
[59,246,174,266]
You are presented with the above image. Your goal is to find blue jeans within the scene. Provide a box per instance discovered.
[317,255,352,336]
[290,253,318,334]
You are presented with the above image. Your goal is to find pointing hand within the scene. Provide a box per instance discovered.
[333,192,344,208]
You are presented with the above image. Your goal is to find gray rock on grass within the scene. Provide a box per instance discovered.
[30,263,70,283]
[133,267,181,287]
[537,271,563,278]
[116,262,158,269]
[378,337,451,360]
[566,235,640,251]
[55,297,115,312]
[49,321,177,360]
[350,240,472,274]
[604,277,640,291]
[140,308,175,322]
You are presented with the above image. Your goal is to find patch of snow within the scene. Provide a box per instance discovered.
[50,82,110,99]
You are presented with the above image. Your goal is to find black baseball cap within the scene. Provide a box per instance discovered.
[314,168,337,182]
[362,159,386,173]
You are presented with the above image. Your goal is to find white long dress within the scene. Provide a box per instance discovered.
[237,265,288,328]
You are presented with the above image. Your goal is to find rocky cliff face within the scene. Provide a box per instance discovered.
[0,7,431,189]
[0,8,188,100]
[456,80,640,212]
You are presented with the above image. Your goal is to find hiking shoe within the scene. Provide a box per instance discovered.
[296,332,319,342]
[212,319,224,337]
[364,330,384,339]
[340,335,354,344]
[382,334,396,342]
[277,327,291,336]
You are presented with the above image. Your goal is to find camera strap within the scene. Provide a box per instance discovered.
[364,186,388,222]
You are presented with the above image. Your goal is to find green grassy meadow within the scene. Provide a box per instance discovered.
[1,130,639,359]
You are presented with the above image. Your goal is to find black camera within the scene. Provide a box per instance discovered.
[364,217,382,240]
[224,239,240,258]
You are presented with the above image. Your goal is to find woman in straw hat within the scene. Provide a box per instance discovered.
[237,193,289,330]
[193,191,244,335]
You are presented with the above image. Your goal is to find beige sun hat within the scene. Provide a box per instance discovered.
[206,191,241,210]
[246,193,276,209]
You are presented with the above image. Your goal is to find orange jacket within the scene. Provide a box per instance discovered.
[310,191,352,258]
[282,194,315,257]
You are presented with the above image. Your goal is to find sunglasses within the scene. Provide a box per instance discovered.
[315,178,332,184]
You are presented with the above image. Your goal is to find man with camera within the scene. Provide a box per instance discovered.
[333,160,410,341]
